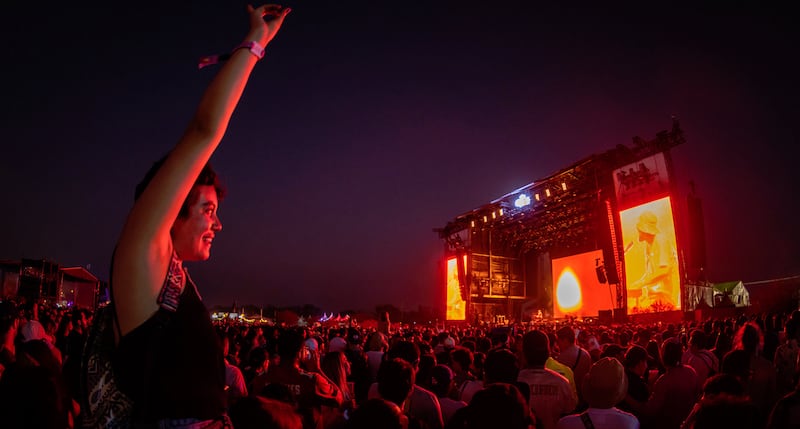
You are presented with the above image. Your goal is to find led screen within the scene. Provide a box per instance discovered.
[446,256,467,320]
[621,196,681,313]
[613,153,671,210]
[551,249,615,319]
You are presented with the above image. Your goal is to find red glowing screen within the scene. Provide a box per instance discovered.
[551,249,616,319]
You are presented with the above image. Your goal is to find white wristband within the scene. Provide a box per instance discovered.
[198,40,266,69]
[234,41,265,59]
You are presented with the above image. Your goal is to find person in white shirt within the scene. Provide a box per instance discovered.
[518,330,576,429]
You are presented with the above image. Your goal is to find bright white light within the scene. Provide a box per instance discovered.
[514,194,531,208]
[556,268,582,312]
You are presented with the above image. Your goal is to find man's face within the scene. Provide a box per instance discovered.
[638,229,654,243]
[557,337,571,351]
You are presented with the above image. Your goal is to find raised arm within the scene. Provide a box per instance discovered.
[113,4,290,337]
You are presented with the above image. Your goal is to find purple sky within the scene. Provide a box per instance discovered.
[2,2,798,312]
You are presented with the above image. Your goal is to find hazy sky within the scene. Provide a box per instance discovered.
[2,2,797,312]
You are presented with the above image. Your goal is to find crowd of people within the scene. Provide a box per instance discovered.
[3,296,800,429]
[2,3,799,429]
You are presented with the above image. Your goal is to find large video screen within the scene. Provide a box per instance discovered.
[446,256,467,321]
[613,153,671,210]
[621,197,681,313]
[551,249,615,319]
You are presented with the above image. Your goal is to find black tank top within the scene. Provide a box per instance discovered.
[114,272,226,422]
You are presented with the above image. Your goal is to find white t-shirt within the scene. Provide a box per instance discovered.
[518,367,577,429]
[224,360,248,400]
[556,407,639,429]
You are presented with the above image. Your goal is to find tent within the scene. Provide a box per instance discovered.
[60,267,100,309]
[712,280,750,308]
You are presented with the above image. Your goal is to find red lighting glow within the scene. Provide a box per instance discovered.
[551,249,615,319]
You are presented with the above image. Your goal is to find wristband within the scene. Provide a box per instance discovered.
[233,41,265,59]
[198,40,265,70]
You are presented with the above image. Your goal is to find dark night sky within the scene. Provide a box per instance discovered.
[1,2,798,312]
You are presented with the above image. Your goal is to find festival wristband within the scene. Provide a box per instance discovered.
[198,40,265,69]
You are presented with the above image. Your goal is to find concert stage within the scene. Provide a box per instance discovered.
[435,119,708,325]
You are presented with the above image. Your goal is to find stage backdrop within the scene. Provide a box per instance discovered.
[551,249,616,319]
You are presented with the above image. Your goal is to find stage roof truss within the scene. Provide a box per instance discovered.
[436,119,685,255]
